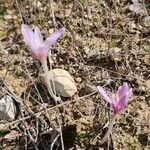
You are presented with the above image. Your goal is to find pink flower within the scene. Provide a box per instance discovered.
[97,83,132,115]
[21,24,65,63]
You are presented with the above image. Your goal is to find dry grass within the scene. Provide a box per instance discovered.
[0,0,150,149]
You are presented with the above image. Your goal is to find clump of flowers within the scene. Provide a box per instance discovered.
[21,24,65,103]
[21,24,133,146]
[97,83,132,144]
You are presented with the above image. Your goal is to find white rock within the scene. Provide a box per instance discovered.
[129,2,147,15]
[4,15,12,20]
[0,95,17,121]
[109,47,121,53]
[87,48,100,58]
[40,69,77,97]
[143,16,150,27]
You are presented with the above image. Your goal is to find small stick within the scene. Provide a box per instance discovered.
[48,52,57,96]
[100,114,117,145]
[42,59,61,103]
[50,132,60,150]
[50,0,56,25]
[57,112,64,150]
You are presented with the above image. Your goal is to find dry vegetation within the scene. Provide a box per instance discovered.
[0,0,150,149]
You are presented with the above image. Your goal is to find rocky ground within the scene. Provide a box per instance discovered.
[0,0,150,149]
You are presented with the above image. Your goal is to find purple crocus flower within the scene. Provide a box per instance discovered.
[97,83,132,115]
[21,24,65,63]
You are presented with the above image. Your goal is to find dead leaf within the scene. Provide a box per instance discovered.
[39,69,77,97]
[0,95,17,121]
[4,130,20,140]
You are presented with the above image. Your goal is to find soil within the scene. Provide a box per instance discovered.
[0,0,150,149]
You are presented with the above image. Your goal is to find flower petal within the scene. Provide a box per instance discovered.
[116,94,129,112]
[110,95,118,114]
[21,24,34,49]
[111,94,118,106]
[34,27,44,49]
[35,46,49,62]
[128,88,133,98]
[97,86,112,104]
[45,28,65,46]
[117,83,129,97]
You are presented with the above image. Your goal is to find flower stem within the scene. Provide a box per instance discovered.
[100,114,117,145]
[48,53,56,96]
[42,59,60,103]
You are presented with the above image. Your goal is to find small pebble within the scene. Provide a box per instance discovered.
[4,15,12,20]
[76,77,82,83]
[143,16,150,27]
